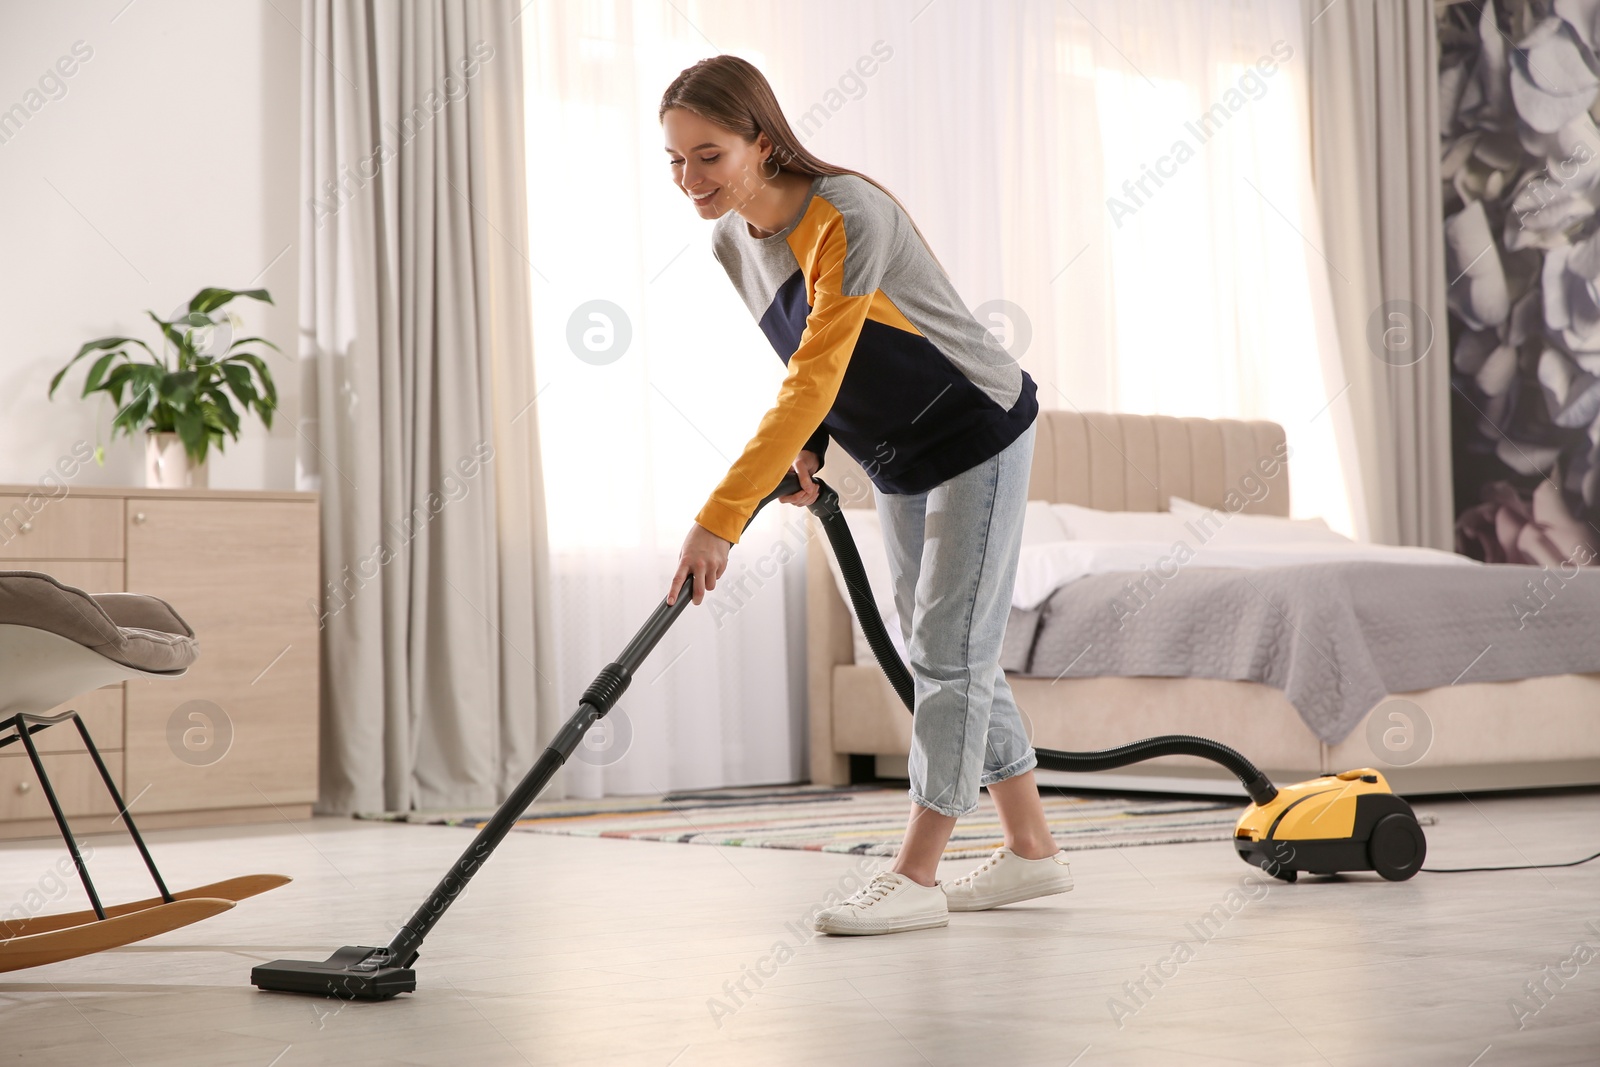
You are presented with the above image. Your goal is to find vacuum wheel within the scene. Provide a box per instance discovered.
[1369,812,1426,881]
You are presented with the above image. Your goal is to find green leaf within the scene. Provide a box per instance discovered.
[190,359,221,388]
[80,351,122,396]
[159,370,200,407]
[232,352,278,407]
[115,388,154,436]
[204,388,241,437]
[72,336,147,361]
[48,363,76,398]
[128,363,164,400]
[220,362,258,408]
[226,335,282,353]
[102,364,137,405]
[49,336,150,397]
[189,287,273,314]
[175,406,205,460]
[146,311,188,362]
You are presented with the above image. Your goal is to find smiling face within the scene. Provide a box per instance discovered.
[662,107,772,218]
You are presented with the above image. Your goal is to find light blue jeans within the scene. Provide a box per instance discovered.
[873,420,1038,818]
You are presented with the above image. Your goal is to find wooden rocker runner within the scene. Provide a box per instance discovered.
[0,570,289,973]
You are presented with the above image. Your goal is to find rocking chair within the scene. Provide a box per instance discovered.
[0,569,288,973]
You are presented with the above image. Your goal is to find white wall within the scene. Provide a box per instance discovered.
[0,0,300,491]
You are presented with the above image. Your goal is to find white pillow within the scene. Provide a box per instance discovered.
[818,500,1067,664]
[1049,501,1191,542]
[1166,496,1351,546]
[1021,500,1070,546]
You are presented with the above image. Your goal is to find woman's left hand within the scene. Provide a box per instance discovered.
[779,449,822,507]
[667,523,731,606]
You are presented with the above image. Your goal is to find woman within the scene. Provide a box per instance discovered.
[661,56,1072,935]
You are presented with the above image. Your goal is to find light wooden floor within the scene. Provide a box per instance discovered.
[2,789,1598,1066]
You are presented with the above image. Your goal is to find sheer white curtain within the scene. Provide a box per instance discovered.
[521,1,1349,798]
[1003,0,1354,534]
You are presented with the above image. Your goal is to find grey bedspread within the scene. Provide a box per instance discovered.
[1005,561,1600,744]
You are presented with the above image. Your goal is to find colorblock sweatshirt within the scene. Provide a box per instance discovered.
[695,172,1038,544]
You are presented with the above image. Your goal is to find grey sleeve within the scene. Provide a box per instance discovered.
[834,181,900,298]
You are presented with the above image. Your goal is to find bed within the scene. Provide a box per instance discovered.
[805,411,1600,795]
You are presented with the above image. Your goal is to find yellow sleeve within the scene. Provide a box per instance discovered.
[695,218,872,544]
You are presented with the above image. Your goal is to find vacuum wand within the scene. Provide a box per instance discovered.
[386,471,808,959]
[251,472,807,1000]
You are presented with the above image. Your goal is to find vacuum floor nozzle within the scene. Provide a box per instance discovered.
[250,945,416,1000]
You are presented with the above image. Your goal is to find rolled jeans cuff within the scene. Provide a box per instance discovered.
[907,788,977,819]
[980,750,1037,788]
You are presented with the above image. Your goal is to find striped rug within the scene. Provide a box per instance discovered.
[384,786,1244,860]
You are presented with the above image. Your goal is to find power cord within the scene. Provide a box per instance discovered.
[1422,849,1600,873]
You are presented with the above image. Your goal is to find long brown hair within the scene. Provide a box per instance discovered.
[659,55,944,270]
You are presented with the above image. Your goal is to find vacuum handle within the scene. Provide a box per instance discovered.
[663,470,806,611]
[637,469,809,663]
[757,470,806,516]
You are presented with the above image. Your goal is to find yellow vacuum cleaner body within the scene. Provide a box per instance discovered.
[1233,768,1426,882]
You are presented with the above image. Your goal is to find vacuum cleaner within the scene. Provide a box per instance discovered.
[251,471,1425,1001]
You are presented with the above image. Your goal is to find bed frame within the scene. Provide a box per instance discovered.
[806,411,1600,796]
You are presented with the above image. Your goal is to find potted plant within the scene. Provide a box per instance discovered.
[49,287,280,488]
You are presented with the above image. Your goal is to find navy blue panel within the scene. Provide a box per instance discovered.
[825,318,992,448]
[759,270,811,360]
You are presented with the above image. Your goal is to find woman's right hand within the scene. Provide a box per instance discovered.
[667,523,731,606]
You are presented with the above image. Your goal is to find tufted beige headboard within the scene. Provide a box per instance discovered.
[817,411,1291,516]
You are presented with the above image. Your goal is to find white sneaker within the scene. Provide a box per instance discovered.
[941,846,1074,911]
[813,871,949,935]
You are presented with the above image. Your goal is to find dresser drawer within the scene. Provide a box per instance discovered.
[0,751,124,821]
[0,496,124,560]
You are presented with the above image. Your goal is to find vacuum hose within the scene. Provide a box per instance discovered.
[801,475,1279,808]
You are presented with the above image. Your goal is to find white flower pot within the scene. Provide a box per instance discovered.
[145,432,208,489]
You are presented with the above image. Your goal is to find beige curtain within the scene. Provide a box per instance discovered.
[1305,0,1454,548]
[298,0,556,813]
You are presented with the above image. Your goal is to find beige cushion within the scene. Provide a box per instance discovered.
[0,570,198,674]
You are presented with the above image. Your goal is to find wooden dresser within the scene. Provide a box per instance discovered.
[0,485,320,839]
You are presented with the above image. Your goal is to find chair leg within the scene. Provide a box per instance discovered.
[70,713,173,904]
[15,719,106,922]
[3,708,178,921]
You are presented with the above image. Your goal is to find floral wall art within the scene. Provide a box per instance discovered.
[1441,0,1600,569]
